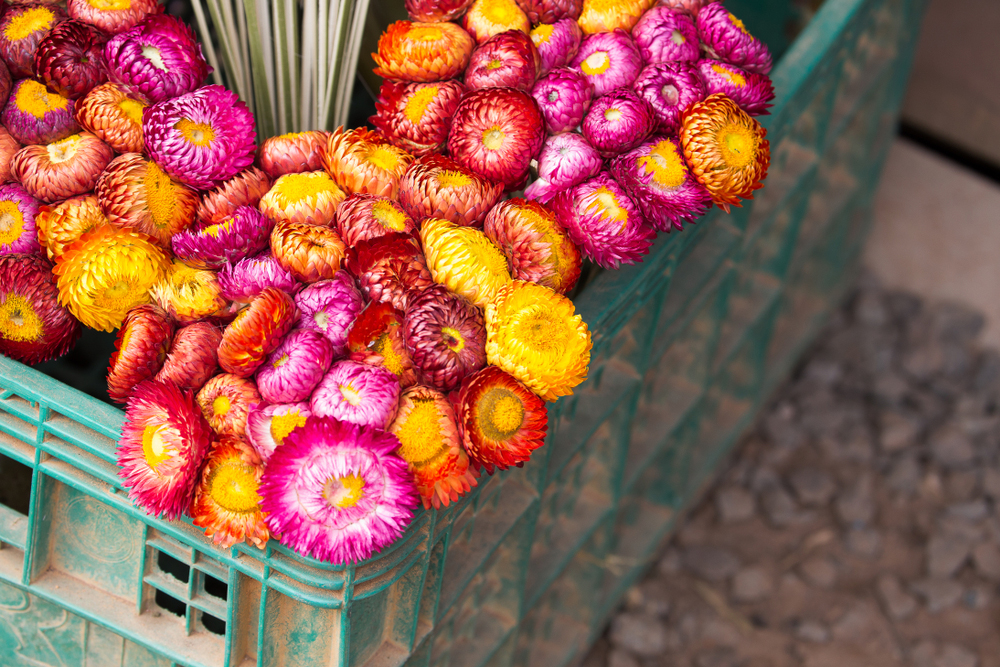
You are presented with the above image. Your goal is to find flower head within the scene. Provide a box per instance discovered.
[374,20,475,82]
[485,280,590,401]
[530,17,582,78]
[523,132,602,204]
[107,304,174,403]
[465,29,539,92]
[346,302,417,386]
[155,321,221,392]
[34,194,107,261]
[697,3,772,74]
[96,152,198,247]
[405,0,475,23]
[577,0,651,34]
[610,136,712,232]
[633,61,706,135]
[196,373,262,437]
[2,79,79,146]
[398,154,503,228]
[34,20,107,100]
[370,80,466,158]
[11,132,112,203]
[570,29,642,97]
[0,5,65,78]
[531,67,594,134]
[463,0,529,43]
[324,128,413,200]
[403,284,487,392]
[0,126,21,184]
[259,171,345,227]
[660,0,716,14]
[191,436,269,549]
[582,88,654,158]
[104,14,211,104]
[293,273,363,356]
[420,217,512,308]
[484,198,581,293]
[143,85,256,191]
[336,193,416,248]
[197,167,271,227]
[551,172,654,268]
[68,0,163,34]
[270,220,347,284]
[171,205,273,270]
[390,385,478,509]
[258,131,329,179]
[447,86,545,192]
[346,232,433,312]
[217,287,297,378]
[0,254,81,365]
[150,260,229,324]
[245,402,310,463]
[632,6,699,64]
[74,82,146,153]
[53,224,170,331]
[256,329,335,404]
[218,252,300,304]
[118,380,212,519]
[515,0,582,24]
[259,417,419,564]
[696,59,774,116]
[311,360,401,429]
[680,93,770,210]
[456,366,547,473]
[0,183,41,255]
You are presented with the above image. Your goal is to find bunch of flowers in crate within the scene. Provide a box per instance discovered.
[0,0,772,565]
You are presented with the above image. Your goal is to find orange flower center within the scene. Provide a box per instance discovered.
[0,294,41,343]
[213,395,231,417]
[0,201,25,245]
[366,145,403,172]
[403,85,439,125]
[207,459,261,514]
[372,200,408,231]
[339,382,363,407]
[141,45,168,71]
[374,332,404,377]
[118,98,146,126]
[15,80,68,119]
[143,162,179,230]
[141,424,171,472]
[712,63,746,87]
[717,123,757,169]
[277,172,338,204]
[639,140,687,189]
[729,13,751,36]
[323,474,365,508]
[441,326,465,353]
[5,7,55,41]
[581,51,611,76]
[585,186,630,231]
[175,119,215,146]
[395,399,448,466]
[88,0,135,10]
[437,170,473,188]
[269,410,307,445]
[477,387,524,440]
[47,135,81,164]
[531,23,554,46]
[482,126,506,151]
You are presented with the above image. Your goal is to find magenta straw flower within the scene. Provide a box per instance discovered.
[218,252,300,303]
[294,273,364,356]
[524,132,602,204]
[531,67,594,134]
[2,79,80,145]
[697,3,772,74]
[582,88,655,158]
[246,402,311,464]
[632,6,699,64]
[143,85,256,190]
[0,183,41,254]
[104,14,211,104]
[551,172,655,269]
[259,417,419,564]
[170,205,273,270]
[403,284,487,392]
[633,62,707,135]
[310,360,401,430]
[610,136,712,232]
[256,329,335,404]
[530,18,582,78]
[570,29,642,97]
[696,59,775,116]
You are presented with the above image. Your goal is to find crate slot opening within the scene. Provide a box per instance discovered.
[200,611,226,636]
[203,573,228,600]
[154,588,186,618]
[0,451,31,516]
[157,549,191,584]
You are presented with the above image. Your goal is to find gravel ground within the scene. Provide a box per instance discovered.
[583,274,1000,667]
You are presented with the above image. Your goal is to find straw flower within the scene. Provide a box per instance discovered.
[465,29,539,92]
[531,67,594,134]
[420,217,512,308]
[463,0,529,43]
[150,260,229,324]
[196,167,271,226]
[245,402,310,464]
[155,321,221,392]
[403,284,487,392]
[270,220,348,284]
[196,373,261,438]
[346,233,431,311]
[256,329,335,404]
[67,0,163,34]
[405,0,475,23]
[0,5,65,78]
[259,171,345,227]
[374,20,475,82]
[0,183,41,255]
[0,126,21,184]
[258,131,329,179]
[217,287,297,378]
[75,83,146,153]
[523,132,602,204]
[191,436,269,549]
[390,384,478,509]
[324,128,412,199]
[336,193,416,248]
[310,360,401,429]
[696,59,775,116]
[0,254,81,365]
[11,132,112,203]
[633,62,706,135]
[530,17,582,78]
[632,6,699,64]
[397,154,503,228]
[485,280,591,401]
[34,195,107,262]
[696,3,772,74]
[346,302,417,386]
[118,380,212,519]
[515,0,582,24]
[582,87,654,158]
[661,0,716,14]
[34,19,108,100]
[370,80,466,157]
[577,0,653,34]
[106,304,173,403]
[171,205,273,271]
[570,29,642,96]
[53,224,170,331]
[218,252,300,304]
[2,79,79,145]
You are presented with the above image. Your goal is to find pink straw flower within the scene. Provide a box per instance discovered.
[632,6,699,64]
[524,132,602,204]
[245,402,311,464]
[633,62,707,135]
[570,29,641,97]
[696,59,775,116]
[582,88,655,158]
[170,205,273,270]
[256,329,335,404]
[529,18,582,78]
[294,272,364,357]
[218,252,300,304]
[0,183,41,254]
[697,3,772,74]
[310,360,402,430]
[531,67,594,134]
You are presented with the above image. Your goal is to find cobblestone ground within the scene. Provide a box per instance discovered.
[583,275,1000,667]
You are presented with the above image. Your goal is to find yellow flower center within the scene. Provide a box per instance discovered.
[277,172,338,204]
[486,58,504,71]
[46,135,81,164]
[585,186,629,231]
[479,0,521,26]
[339,382,363,407]
[118,98,146,126]
[531,23,554,46]
[604,107,623,122]
[4,7,55,41]
[372,200,407,231]
[712,63,746,87]
[207,460,261,514]
[441,326,465,353]
[0,201,25,245]
[403,85,439,125]
[269,410,307,445]
[671,29,687,45]
[718,123,757,169]
[141,424,171,472]
[511,307,570,354]
[729,13,751,36]
[0,294,42,342]
[374,332,404,377]
[140,45,168,71]
[395,399,448,466]
[14,80,68,119]
[437,170,473,188]
[323,474,365,508]
[581,51,611,76]
[175,119,215,146]
[143,162,179,230]
[201,218,234,238]
[482,126,506,151]
[100,278,148,313]
[467,233,510,278]
[88,0,134,11]
[639,140,687,189]
[366,145,402,172]
[213,395,231,417]
[273,354,289,369]
[477,387,525,440]
[408,25,445,42]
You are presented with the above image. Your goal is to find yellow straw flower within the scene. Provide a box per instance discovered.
[485,280,591,401]
[463,0,530,42]
[259,171,345,227]
[578,0,655,34]
[420,217,511,308]
[150,260,230,325]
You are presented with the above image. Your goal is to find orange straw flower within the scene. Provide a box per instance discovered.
[374,20,475,82]
[197,167,272,226]
[463,0,530,42]
[11,132,113,203]
[35,195,108,261]
[258,130,329,179]
[324,127,413,199]
[75,82,146,154]
[270,220,348,283]
[191,436,269,549]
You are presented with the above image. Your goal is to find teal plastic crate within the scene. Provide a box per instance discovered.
[0,0,927,665]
